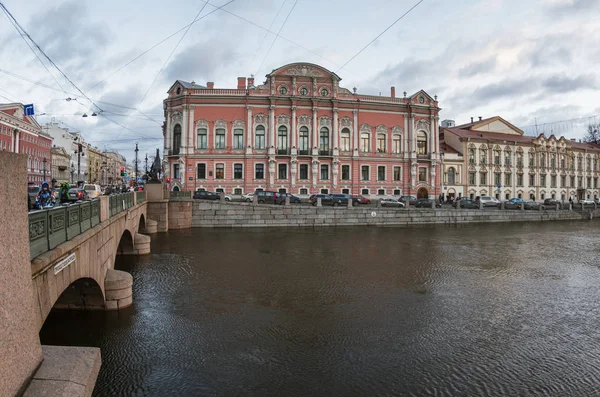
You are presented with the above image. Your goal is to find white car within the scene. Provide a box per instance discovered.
[380,198,405,208]
[581,198,595,205]
[242,192,254,202]
[83,184,102,198]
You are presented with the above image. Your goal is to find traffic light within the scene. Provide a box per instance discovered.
[120,167,125,176]
[166,177,171,183]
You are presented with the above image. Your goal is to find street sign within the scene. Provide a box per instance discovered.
[24,104,34,116]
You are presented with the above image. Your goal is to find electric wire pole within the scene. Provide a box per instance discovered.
[134,142,139,185]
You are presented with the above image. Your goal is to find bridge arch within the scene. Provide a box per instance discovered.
[52,277,105,313]
[117,229,134,255]
[138,213,146,234]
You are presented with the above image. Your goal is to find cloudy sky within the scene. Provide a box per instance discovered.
[1,0,599,163]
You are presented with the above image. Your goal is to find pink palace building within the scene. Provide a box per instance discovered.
[162,62,441,198]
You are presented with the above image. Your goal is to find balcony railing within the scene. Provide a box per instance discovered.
[169,191,192,200]
[298,150,310,156]
[277,149,290,155]
[319,149,332,156]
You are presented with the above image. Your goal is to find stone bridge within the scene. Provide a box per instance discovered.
[28,191,157,331]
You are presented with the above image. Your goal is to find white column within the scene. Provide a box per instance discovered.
[408,114,415,155]
[403,116,409,156]
[435,116,440,156]
[246,106,253,152]
[188,105,194,155]
[269,105,275,149]
[333,108,339,155]
[181,105,188,155]
[353,109,359,154]
[312,106,318,155]
[291,106,297,154]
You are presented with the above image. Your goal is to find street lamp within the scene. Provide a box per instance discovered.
[70,162,75,183]
[42,157,47,182]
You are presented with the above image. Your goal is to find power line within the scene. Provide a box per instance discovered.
[249,0,288,72]
[255,0,298,77]
[336,0,425,73]
[87,0,236,93]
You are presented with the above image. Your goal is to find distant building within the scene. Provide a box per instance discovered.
[103,151,127,185]
[440,116,600,201]
[51,146,70,183]
[0,103,53,183]
[162,62,442,198]
[87,146,109,185]
[43,121,88,183]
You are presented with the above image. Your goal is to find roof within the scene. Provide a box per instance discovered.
[440,140,459,154]
[455,116,524,135]
[266,62,342,81]
[177,80,207,89]
[444,127,534,144]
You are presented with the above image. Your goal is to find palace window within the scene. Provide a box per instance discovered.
[173,164,180,179]
[419,167,427,182]
[578,157,582,171]
[299,164,308,180]
[377,134,386,153]
[529,174,535,186]
[278,163,288,180]
[197,128,208,149]
[469,149,476,164]
[417,131,427,155]
[215,128,225,149]
[480,150,487,165]
[540,174,546,186]
[393,166,401,181]
[300,188,308,195]
[233,129,244,149]
[255,164,264,179]
[393,189,401,196]
[540,153,546,167]
[447,167,456,184]
[551,175,556,188]
[341,165,350,180]
[570,176,575,187]
[529,153,534,167]
[234,188,242,195]
[255,125,265,149]
[561,175,566,187]
[480,172,487,185]
[494,150,501,165]
[172,124,181,155]
[587,177,592,188]
[361,188,369,195]
[505,151,511,166]
[469,172,476,185]
[197,163,206,179]
[320,164,329,180]
[517,152,523,167]
[341,128,350,151]
[517,174,523,186]
[278,126,288,152]
[299,126,309,154]
[233,163,243,179]
[215,163,224,179]
[392,134,401,153]
[342,188,350,194]
[561,155,565,169]
[505,173,511,186]
[319,127,330,154]
[360,133,370,152]
[550,153,556,168]
[495,173,501,186]
[578,176,583,187]
[377,189,385,196]
[361,165,369,181]
[377,166,385,181]
[587,158,591,171]
[595,177,598,188]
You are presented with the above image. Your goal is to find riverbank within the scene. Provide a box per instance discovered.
[190,201,590,228]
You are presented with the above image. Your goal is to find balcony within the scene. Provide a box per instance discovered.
[277,149,290,155]
[298,150,310,156]
[319,149,332,156]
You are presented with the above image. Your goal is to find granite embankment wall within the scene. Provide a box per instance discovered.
[191,202,589,228]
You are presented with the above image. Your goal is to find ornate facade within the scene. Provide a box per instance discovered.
[441,116,600,201]
[162,62,441,198]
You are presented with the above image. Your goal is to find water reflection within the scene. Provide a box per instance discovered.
[40,221,600,396]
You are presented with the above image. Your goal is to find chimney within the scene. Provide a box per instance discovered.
[207,82,214,89]
[237,77,246,90]
[248,76,255,88]
[570,138,577,142]
[478,116,482,121]
[390,86,396,98]
[471,117,474,123]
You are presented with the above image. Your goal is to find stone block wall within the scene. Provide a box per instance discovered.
[147,200,169,232]
[168,200,193,229]
[191,202,584,228]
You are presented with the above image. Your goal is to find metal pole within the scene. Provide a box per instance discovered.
[43,158,47,181]
[134,142,139,184]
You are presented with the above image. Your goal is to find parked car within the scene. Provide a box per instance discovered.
[380,197,405,208]
[415,198,441,208]
[399,195,418,205]
[134,186,144,191]
[277,193,301,204]
[351,195,371,205]
[475,195,500,207]
[83,184,102,198]
[193,190,220,200]
[580,198,595,205]
[459,198,479,209]
[28,185,40,210]
[67,188,89,202]
[524,200,540,210]
[308,194,341,206]
[242,192,254,202]
[503,198,526,209]
[330,194,352,206]
[543,198,561,206]
[256,190,279,204]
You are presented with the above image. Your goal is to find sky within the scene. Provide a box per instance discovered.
[0,0,599,164]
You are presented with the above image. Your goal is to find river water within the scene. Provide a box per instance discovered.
[40,221,600,396]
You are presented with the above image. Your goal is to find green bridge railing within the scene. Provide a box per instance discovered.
[29,192,140,260]
[169,191,192,200]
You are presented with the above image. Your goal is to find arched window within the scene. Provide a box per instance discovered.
[255,125,265,149]
[360,132,370,153]
[377,134,386,153]
[233,129,244,149]
[277,126,288,154]
[172,124,181,154]
[215,128,225,149]
[540,153,546,167]
[319,127,329,155]
[197,128,207,149]
[299,126,309,154]
[392,134,401,153]
[341,128,350,151]
[448,167,456,185]
[417,131,427,155]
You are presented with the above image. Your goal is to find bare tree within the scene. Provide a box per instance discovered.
[583,123,600,144]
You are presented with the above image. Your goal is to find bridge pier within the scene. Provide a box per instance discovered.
[143,218,158,234]
[134,233,151,255]
[104,269,133,310]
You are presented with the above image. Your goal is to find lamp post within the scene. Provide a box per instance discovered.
[42,157,47,182]
[70,162,75,183]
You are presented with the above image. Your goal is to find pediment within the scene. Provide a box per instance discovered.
[268,63,341,81]
[471,116,523,136]
[408,90,436,106]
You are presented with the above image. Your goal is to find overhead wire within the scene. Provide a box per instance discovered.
[336,0,425,73]
[249,0,288,72]
[255,0,298,77]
